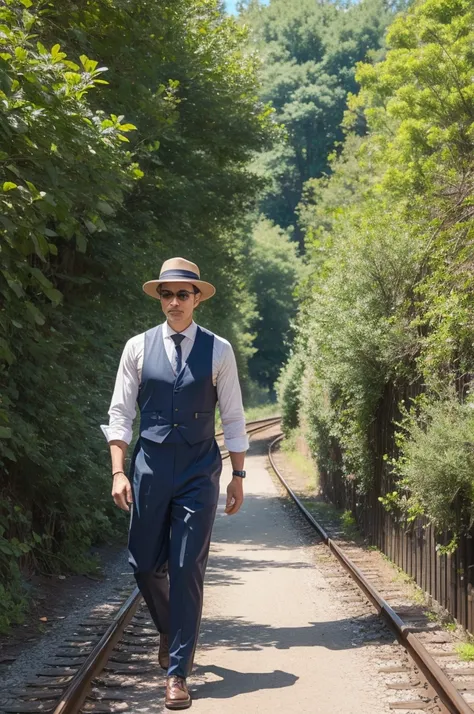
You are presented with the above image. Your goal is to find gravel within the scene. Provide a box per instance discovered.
[0,546,135,707]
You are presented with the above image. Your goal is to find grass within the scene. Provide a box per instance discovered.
[284,449,316,480]
[341,509,358,538]
[306,501,361,541]
[389,566,427,606]
[456,643,474,661]
[244,403,280,422]
[383,558,426,603]
[215,402,278,432]
[412,587,426,605]
[280,431,319,489]
[391,569,412,584]
[444,621,457,633]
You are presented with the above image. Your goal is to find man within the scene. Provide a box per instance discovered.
[101,257,248,709]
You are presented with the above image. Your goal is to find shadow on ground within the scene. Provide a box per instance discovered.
[197,612,391,653]
[190,663,298,700]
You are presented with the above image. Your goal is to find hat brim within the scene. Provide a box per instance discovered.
[143,278,216,301]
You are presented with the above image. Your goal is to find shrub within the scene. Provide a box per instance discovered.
[276,352,305,433]
[394,391,474,534]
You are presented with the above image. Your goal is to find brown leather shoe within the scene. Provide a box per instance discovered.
[165,676,191,710]
[159,633,169,670]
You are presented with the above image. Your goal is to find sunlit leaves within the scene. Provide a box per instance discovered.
[242,0,392,236]
[287,0,474,534]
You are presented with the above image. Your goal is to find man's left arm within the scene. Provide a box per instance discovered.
[215,341,249,516]
[226,450,246,515]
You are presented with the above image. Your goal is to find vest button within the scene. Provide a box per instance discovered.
[175,408,179,412]
[173,423,179,427]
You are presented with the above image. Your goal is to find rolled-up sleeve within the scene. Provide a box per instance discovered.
[100,338,140,445]
[216,341,249,453]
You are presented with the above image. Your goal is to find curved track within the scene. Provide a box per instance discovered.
[268,432,473,714]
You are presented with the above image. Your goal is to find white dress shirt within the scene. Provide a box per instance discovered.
[101,320,249,453]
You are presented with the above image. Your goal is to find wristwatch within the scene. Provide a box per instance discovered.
[232,470,246,478]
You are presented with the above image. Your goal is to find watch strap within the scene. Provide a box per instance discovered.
[232,470,246,478]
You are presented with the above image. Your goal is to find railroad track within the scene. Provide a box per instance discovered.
[268,432,474,714]
[1,416,281,714]
[216,415,281,460]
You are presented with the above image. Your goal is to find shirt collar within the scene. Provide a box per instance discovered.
[164,320,197,342]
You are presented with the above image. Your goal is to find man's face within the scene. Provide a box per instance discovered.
[159,282,201,328]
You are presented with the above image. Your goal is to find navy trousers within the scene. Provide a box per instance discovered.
[128,435,222,677]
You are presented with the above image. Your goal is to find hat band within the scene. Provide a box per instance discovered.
[159,269,200,281]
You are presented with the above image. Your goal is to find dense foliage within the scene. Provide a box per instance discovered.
[0,0,273,630]
[278,0,474,544]
[4,0,472,635]
[390,391,474,534]
[237,0,393,396]
[247,218,303,393]
[241,0,393,247]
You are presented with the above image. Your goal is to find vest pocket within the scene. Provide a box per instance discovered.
[194,411,212,419]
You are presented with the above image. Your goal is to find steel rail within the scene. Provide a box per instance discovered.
[220,416,281,460]
[51,587,142,714]
[268,432,473,714]
[45,417,281,714]
[216,415,281,441]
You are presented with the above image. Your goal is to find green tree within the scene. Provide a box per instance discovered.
[351,0,474,389]
[247,217,303,392]
[281,0,474,537]
[44,0,276,345]
[242,0,392,245]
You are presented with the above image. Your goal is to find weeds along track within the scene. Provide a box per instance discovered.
[269,433,474,714]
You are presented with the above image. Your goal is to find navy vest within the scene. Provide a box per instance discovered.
[137,324,217,446]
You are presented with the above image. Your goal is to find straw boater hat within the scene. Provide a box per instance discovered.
[142,257,216,302]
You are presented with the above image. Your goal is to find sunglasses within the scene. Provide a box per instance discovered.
[158,289,197,302]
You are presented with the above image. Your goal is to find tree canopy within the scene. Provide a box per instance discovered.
[278,0,474,541]
[239,0,393,395]
[242,0,393,246]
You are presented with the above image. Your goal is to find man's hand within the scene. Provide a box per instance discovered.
[112,472,133,512]
[225,477,244,515]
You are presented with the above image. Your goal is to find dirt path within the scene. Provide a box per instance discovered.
[186,429,389,712]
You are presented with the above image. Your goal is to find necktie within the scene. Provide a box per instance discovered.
[170,333,185,374]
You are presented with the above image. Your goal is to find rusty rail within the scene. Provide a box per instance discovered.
[52,588,142,714]
[268,432,473,714]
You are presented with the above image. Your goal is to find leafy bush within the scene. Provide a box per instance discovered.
[276,351,305,433]
[393,392,474,534]
[0,1,138,628]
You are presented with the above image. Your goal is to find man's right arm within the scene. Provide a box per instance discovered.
[110,441,131,512]
[101,337,141,512]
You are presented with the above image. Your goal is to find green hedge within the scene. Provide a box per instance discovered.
[0,0,273,630]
